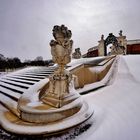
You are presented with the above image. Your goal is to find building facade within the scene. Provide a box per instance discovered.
[85,31,140,57]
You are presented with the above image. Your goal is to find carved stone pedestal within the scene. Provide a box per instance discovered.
[41,70,80,108]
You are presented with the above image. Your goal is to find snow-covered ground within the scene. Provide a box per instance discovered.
[0,72,8,77]
[0,55,140,140]
[77,55,140,140]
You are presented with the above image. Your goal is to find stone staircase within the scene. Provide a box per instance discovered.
[0,66,56,107]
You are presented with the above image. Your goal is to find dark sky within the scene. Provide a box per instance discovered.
[0,0,140,61]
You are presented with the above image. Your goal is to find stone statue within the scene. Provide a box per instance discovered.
[101,34,104,40]
[40,25,79,108]
[119,30,123,36]
[72,48,82,59]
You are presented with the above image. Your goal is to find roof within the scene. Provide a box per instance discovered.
[88,46,98,52]
[127,39,140,45]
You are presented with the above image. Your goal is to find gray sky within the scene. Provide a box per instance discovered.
[0,0,140,61]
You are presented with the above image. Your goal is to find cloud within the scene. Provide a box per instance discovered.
[0,0,140,61]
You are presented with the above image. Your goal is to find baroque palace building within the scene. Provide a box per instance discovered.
[83,31,140,58]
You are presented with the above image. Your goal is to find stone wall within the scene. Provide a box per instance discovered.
[71,59,114,88]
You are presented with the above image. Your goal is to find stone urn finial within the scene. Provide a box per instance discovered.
[50,25,73,70]
[72,48,82,59]
[119,30,123,36]
[101,34,104,40]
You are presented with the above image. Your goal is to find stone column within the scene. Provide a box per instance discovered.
[98,34,105,56]
[117,30,127,55]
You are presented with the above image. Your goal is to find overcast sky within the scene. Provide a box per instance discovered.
[0,0,140,61]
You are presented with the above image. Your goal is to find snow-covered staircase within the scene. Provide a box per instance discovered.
[0,66,56,110]
[0,56,116,112]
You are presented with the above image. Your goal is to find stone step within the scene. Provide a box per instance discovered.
[12,74,46,79]
[0,82,24,94]
[6,76,41,82]
[2,77,35,85]
[23,72,52,76]
[0,87,21,100]
[0,79,29,89]
[0,93,19,117]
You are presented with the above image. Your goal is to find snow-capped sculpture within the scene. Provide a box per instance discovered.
[40,25,80,108]
[72,48,82,59]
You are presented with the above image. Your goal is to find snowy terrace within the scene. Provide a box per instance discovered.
[0,55,140,140]
[78,55,140,140]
